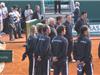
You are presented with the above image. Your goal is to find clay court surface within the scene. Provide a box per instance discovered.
[0,34,100,75]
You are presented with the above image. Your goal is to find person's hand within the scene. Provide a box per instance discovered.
[81,61,85,66]
[53,57,58,62]
[22,53,26,61]
[76,60,80,65]
[37,56,41,61]
[77,60,85,66]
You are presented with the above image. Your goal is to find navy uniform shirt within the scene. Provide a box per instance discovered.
[51,35,68,61]
[35,33,51,59]
[26,34,37,55]
[74,35,92,63]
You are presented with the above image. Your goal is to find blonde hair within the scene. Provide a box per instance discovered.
[30,25,37,35]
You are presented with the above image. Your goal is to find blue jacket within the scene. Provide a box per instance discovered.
[35,33,51,59]
[26,35,38,55]
[74,35,92,63]
[51,35,68,61]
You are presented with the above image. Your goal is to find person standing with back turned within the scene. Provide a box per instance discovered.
[74,25,93,75]
[51,25,68,75]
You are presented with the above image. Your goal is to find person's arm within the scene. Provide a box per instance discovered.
[84,39,92,62]
[43,37,51,58]
[16,11,21,18]
[30,9,33,15]
[73,40,78,60]
[25,36,35,54]
[59,38,68,59]
[64,39,69,57]
[74,20,81,33]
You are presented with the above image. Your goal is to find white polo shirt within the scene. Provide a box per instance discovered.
[24,9,33,21]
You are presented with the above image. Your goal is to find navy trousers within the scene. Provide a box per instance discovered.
[53,61,68,75]
[67,39,73,62]
[28,55,33,75]
[35,59,48,75]
[15,21,22,38]
[77,62,93,75]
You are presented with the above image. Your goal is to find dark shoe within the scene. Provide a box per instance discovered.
[10,39,15,41]
[15,36,18,39]
[19,36,23,38]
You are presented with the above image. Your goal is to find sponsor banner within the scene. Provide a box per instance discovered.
[73,23,100,36]
[0,50,12,62]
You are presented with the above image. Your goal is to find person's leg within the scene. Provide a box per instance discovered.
[3,19,6,33]
[9,28,14,41]
[35,60,42,75]
[17,22,22,38]
[13,28,17,39]
[77,63,84,75]
[61,62,68,75]
[67,40,73,62]
[39,61,43,75]
[34,60,38,75]
[53,62,60,75]
[42,59,48,75]
[3,18,9,34]
[14,22,19,38]
[58,1,61,13]
[85,62,93,75]
[28,55,33,75]
[54,1,57,13]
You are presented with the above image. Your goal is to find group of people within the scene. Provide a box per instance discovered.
[0,1,94,75]
[22,9,93,75]
[9,4,42,41]
[0,1,81,41]
[0,2,24,40]
[0,2,42,41]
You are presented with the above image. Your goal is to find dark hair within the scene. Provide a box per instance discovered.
[80,25,88,34]
[56,25,65,34]
[37,24,43,33]
[43,25,49,32]
[56,16,62,21]
[25,5,28,9]
[81,11,87,16]
[12,5,18,9]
